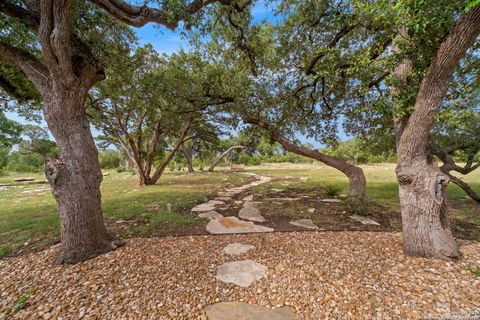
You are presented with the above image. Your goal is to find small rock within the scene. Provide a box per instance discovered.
[222,243,255,255]
[350,215,381,226]
[321,199,341,203]
[238,206,265,222]
[289,219,319,230]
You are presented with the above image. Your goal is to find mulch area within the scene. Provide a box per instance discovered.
[1,232,479,319]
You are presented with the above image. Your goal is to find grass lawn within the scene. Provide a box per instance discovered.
[0,170,253,257]
[0,163,478,258]
[250,163,480,239]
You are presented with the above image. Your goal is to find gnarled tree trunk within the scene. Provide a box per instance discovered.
[244,117,366,197]
[182,148,195,173]
[44,88,118,263]
[134,118,193,185]
[394,6,480,260]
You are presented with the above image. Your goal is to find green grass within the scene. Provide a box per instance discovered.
[0,170,251,255]
[251,163,479,206]
[0,163,478,256]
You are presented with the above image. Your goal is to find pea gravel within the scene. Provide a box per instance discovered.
[1,232,479,320]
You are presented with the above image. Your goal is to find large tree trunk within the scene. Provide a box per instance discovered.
[394,6,480,260]
[244,117,366,197]
[44,88,119,264]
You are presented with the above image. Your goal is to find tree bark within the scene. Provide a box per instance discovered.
[145,118,193,185]
[208,146,246,172]
[394,6,480,260]
[182,148,195,173]
[44,88,120,264]
[244,117,366,197]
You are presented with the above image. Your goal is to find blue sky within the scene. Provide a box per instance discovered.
[5,1,348,147]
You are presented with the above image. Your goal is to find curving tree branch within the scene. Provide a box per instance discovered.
[90,0,231,29]
[0,41,49,95]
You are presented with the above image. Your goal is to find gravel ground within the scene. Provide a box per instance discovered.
[1,232,479,320]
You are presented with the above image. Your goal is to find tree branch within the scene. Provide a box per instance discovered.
[0,41,49,95]
[0,1,40,30]
[91,0,230,29]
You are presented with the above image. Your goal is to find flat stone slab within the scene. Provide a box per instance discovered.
[350,215,381,226]
[205,302,296,320]
[215,197,232,201]
[208,200,225,205]
[215,260,267,287]
[270,188,283,192]
[321,199,341,203]
[222,243,255,255]
[199,211,224,220]
[264,197,301,201]
[242,195,253,201]
[238,206,265,222]
[192,203,216,212]
[290,219,319,230]
[206,217,273,234]
[307,208,316,213]
[218,192,235,197]
[243,201,261,208]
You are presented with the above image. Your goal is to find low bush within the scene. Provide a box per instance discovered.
[323,184,343,197]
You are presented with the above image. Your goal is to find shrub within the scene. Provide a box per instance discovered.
[343,195,368,215]
[323,184,343,198]
[99,151,121,169]
[6,152,43,173]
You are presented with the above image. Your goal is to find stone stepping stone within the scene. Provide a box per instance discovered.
[218,192,235,197]
[206,217,273,234]
[208,200,225,205]
[243,201,261,208]
[199,211,224,220]
[215,260,267,287]
[270,188,283,192]
[205,302,296,320]
[215,197,232,201]
[264,197,301,201]
[290,219,319,230]
[321,198,341,203]
[192,203,216,212]
[243,195,253,201]
[238,206,265,222]
[350,214,381,226]
[222,243,255,255]
[307,208,315,213]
